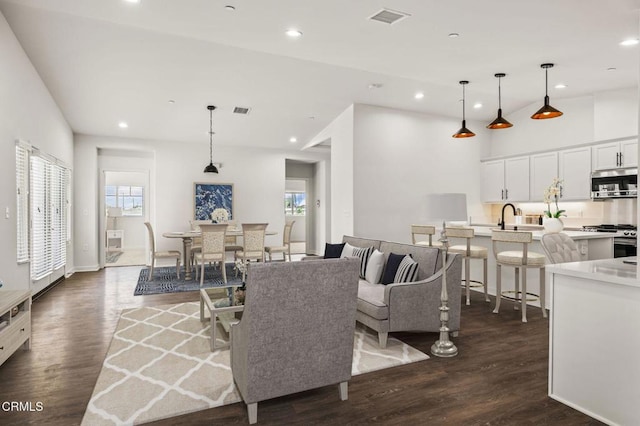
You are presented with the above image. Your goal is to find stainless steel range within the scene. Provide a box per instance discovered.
[583,224,637,258]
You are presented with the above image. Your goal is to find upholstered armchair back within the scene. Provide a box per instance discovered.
[231,258,360,405]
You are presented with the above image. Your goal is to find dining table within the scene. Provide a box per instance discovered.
[162,228,277,280]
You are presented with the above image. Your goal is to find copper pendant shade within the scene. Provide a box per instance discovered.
[487,73,513,129]
[203,105,219,173]
[531,63,563,120]
[452,81,475,138]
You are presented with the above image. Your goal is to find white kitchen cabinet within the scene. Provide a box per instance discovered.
[559,147,591,200]
[530,152,558,201]
[481,160,505,203]
[481,157,529,202]
[592,140,637,170]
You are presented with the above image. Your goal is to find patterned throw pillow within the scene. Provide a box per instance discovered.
[394,255,419,283]
[352,246,374,279]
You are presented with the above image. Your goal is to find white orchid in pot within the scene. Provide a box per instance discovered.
[543,178,565,233]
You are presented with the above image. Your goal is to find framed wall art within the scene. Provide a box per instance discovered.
[193,182,234,221]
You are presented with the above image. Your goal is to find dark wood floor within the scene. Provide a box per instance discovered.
[0,266,602,425]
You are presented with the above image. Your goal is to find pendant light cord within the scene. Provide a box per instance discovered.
[462,84,466,121]
[498,76,502,109]
[545,67,548,97]
[209,109,213,163]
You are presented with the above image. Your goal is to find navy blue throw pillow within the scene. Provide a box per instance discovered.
[324,243,346,259]
[382,252,406,284]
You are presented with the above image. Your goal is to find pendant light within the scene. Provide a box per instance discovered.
[203,105,219,173]
[452,80,475,138]
[487,73,513,129]
[531,63,563,120]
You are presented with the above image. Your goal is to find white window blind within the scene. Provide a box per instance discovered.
[31,155,50,280]
[30,153,70,281]
[16,143,29,263]
[51,164,67,270]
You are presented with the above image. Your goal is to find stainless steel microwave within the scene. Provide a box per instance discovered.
[591,168,637,199]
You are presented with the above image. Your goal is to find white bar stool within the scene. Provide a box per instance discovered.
[447,227,489,306]
[411,224,441,247]
[491,230,547,322]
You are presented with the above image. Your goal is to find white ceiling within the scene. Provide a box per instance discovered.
[1,0,639,150]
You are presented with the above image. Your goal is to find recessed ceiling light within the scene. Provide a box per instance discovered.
[285,29,303,38]
[224,5,236,11]
[607,67,617,71]
[123,0,140,3]
[414,92,425,100]
[448,33,460,38]
[620,38,639,46]
[368,83,383,89]
[554,84,567,89]
[168,99,175,104]
[473,102,483,109]
[118,121,128,128]
[289,137,297,143]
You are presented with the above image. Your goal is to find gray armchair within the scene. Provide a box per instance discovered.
[230,258,360,424]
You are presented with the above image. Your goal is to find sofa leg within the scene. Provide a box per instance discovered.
[247,403,257,424]
[339,381,348,401]
[378,332,388,349]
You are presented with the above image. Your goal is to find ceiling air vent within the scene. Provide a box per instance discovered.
[233,106,251,115]
[368,8,411,25]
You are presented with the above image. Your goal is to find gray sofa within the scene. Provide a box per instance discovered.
[342,236,462,348]
[230,258,360,424]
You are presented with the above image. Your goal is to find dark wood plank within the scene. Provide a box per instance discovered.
[0,266,603,425]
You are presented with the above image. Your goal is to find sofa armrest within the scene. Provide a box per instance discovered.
[383,253,462,331]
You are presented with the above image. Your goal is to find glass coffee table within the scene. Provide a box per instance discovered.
[199,286,245,351]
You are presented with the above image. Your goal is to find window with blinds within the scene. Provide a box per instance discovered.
[29,153,69,281]
[16,144,29,263]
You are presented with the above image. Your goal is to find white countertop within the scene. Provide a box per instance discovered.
[546,257,639,287]
[470,226,616,241]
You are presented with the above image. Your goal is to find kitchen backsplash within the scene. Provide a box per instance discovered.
[487,199,637,228]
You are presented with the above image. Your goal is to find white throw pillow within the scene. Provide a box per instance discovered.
[341,242,355,258]
[365,249,385,284]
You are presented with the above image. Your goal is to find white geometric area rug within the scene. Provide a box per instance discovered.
[82,302,429,425]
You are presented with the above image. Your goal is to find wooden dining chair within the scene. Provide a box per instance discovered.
[144,222,181,280]
[265,220,295,261]
[194,224,228,286]
[235,223,268,280]
[225,223,243,257]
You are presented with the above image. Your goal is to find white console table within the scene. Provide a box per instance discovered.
[0,290,32,366]
[106,229,124,251]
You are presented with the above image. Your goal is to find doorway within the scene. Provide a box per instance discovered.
[103,171,148,267]
[285,179,307,254]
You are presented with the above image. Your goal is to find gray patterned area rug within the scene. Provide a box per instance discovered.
[134,263,243,295]
[82,302,429,425]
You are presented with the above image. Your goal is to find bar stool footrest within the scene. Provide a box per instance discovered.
[500,290,539,303]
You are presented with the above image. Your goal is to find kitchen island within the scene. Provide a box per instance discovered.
[462,226,615,309]
[546,257,639,425]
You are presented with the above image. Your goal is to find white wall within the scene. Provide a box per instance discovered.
[488,96,595,158]
[319,105,355,242]
[73,134,327,270]
[594,88,638,141]
[0,11,73,290]
[352,104,490,243]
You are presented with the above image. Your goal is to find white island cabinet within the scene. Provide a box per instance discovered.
[546,258,640,426]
